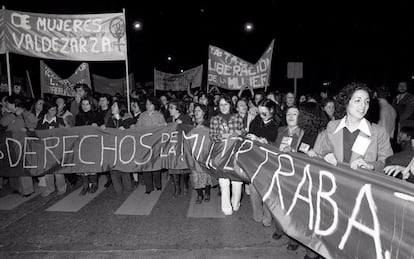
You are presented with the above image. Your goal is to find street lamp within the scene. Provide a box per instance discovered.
[244,22,254,32]
[167,55,173,62]
[133,21,142,30]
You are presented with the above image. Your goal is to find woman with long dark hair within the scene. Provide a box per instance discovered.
[210,96,245,215]
[246,99,278,227]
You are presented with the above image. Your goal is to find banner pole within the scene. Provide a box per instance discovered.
[123,8,131,114]
[3,7,11,96]
[293,78,297,100]
[26,70,34,98]
[153,68,156,96]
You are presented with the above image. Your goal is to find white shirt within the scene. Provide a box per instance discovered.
[334,117,371,136]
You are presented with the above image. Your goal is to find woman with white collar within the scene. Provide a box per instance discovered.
[313,82,393,171]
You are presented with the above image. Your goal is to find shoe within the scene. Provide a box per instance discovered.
[133,181,139,188]
[196,194,203,204]
[57,190,66,195]
[145,190,152,194]
[204,193,210,202]
[287,243,300,251]
[41,191,53,197]
[272,232,283,240]
[79,187,88,196]
[174,188,181,197]
[156,187,162,191]
[22,192,34,198]
[89,184,98,193]
[104,181,112,188]
[223,210,233,215]
[304,255,320,259]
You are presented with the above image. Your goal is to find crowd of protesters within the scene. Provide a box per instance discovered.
[1,79,414,259]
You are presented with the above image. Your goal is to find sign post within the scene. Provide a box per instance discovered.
[287,62,303,98]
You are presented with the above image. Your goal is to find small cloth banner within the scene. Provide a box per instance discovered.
[0,125,413,259]
[40,60,91,97]
[208,40,274,90]
[3,9,126,61]
[92,73,134,96]
[0,9,5,54]
[154,65,203,91]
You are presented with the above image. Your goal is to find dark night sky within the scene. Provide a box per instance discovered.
[2,0,414,96]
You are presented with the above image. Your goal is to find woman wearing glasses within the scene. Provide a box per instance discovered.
[246,99,279,227]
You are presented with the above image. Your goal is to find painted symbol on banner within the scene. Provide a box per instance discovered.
[109,17,126,52]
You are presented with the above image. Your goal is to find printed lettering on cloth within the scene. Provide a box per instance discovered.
[40,60,91,97]
[236,139,414,259]
[1,125,414,258]
[0,124,196,176]
[0,9,5,54]
[208,40,274,90]
[154,65,203,91]
[3,10,126,60]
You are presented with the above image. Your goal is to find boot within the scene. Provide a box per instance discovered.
[195,189,204,204]
[104,172,112,188]
[172,174,181,198]
[79,175,89,196]
[89,174,98,193]
[183,173,189,195]
[204,185,211,202]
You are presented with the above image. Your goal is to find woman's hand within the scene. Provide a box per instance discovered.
[323,153,337,166]
[92,123,98,127]
[384,165,407,178]
[119,126,125,130]
[351,158,374,170]
[100,125,106,130]
[246,133,258,141]
[307,149,318,158]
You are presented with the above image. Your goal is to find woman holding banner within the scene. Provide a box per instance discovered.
[210,96,245,215]
[104,100,133,195]
[135,96,166,194]
[310,82,393,171]
[75,97,104,195]
[36,101,66,197]
[246,99,278,227]
[0,96,38,197]
[191,103,216,203]
[167,99,193,197]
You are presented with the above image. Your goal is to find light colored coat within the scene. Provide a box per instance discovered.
[316,119,393,171]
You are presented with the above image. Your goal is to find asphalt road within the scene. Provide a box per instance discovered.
[0,174,306,258]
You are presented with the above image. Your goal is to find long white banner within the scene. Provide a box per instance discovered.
[2,9,126,61]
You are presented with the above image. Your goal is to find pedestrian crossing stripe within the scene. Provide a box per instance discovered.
[45,180,106,212]
[1,180,226,218]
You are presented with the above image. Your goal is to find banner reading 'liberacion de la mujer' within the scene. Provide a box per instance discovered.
[2,10,126,61]
[208,40,274,90]
[40,61,91,97]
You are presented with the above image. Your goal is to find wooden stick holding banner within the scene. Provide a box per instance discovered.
[3,6,11,96]
[153,68,156,96]
[122,8,131,114]
[26,70,34,98]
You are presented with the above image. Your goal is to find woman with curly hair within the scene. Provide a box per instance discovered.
[210,96,245,215]
[311,82,393,171]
